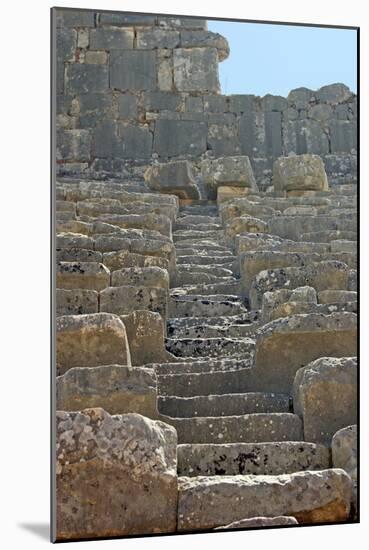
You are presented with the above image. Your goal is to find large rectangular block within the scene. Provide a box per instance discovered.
[110,50,156,91]
[56,289,98,316]
[254,312,357,393]
[91,120,120,158]
[89,28,134,49]
[57,261,110,291]
[283,119,330,155]
[293,357,357,445]
[56,129,91,161]
[100,285,168,318]
[329,120,357,153]
[55,8,95,27]
[173,48,220,93]
[65,64,109,94]
[119,124,153,159]
[177,469,352,531]
[99,13,156,26]
[56,27,76,63]
[56,365,158,418]
[56,409,177,540]
[153,119,207,157]
[136,29,179,49]
[56,313,131,375]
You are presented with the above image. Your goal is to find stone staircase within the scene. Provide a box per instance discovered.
[55,158,357,539]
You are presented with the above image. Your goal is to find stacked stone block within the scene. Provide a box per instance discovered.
[55,8,357,188]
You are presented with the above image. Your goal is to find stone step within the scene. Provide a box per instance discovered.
[176,265,234,277]
[176,215,221,225]
[158,392,291,417]
[169,295,247,317]
[157,367,258,397]
[173,230,225,242]
[176,255,236,266]
[177,469,352,530]
[174,223,223,232]
[159,413,303,444]
[165,336,255,358]
[177,441,330,476]
[154,357,253,376]
[175,281,241,296]
[166,321,258,339]
[175,240,229,251]
[173,247,234,257]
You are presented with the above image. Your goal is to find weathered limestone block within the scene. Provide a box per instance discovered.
[201,156,257,200]
[250,261,350,309]
[56,129,91,161]
[56,246,101,262]
[56,262,110,291]
[226,217,268,241]
[136,29,180,49]
[100,285,168,319]
[240,252,320,294]
[121,310,173,365]
[329,120,357,153]
[177,469,352,530]
[144,160,200,199]
[236,233,285,254]
[216,516,299,529]
[316,83,353,104]
[332,425,357,515]
[99,13,156,26]
[318,290,357,304]
[254,313,357,392]
[85,51,108,64]
[178,441,329,477]
[56,289,98,316]
[293,357,357,445]
[331,240,357,254]
[332,425,357,474]
[56,232,94,249]
[273,154,329,196]
[65,64,109,94]
[282,119,330,156]
[153,119,207,157]
[96,213,171,238]
[102,250,169,272]
[173,48,220,92]
[56,313,131,375]
[56,365,158,418]
[89,28,134,50]
[111,266,169,291]
[217,186,252,204]
[119,124,153,159]
[180,30,229,60]
[130,239,176,278]
[261,287,317,323]
[110,50,156,91]
[56,409,177,539]
[220,199,275,224]
[283,205,318,216]
[55,8,95,27]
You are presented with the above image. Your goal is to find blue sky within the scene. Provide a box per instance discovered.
[208,20,357,97]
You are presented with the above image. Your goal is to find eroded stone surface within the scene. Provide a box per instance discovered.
[56,313,131,375]
[57,365,158,417]
[56,409,177,539]
[177,469,352,530]
[293,357,357,445]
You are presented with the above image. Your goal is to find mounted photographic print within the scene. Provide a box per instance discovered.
[51,6,359,542]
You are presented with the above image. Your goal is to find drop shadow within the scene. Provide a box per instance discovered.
[18,522,50,541]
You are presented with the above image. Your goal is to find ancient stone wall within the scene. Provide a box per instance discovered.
[55,8,357,188]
